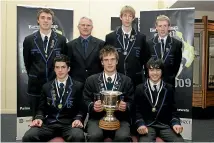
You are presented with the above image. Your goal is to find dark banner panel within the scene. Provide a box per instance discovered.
[16,5,73,140]
[140,8,195,140]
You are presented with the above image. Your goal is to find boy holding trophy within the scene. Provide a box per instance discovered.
[83,45,134,142]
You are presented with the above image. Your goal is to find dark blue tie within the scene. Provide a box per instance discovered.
[59,83,64,96]
[161,39,165,53]
[124,34,129,47]
[44,36,48,52]
[153,85,158,101]
[82,39,88,56]
[107,77,112,84]
[106,77,113,90]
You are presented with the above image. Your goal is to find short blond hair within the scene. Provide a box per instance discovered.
[156,15,171,26]
[120,5,135,18]
[99,45,119,61]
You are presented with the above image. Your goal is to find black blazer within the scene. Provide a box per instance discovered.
[67,36,105,83]
[23,30,67,96]
[105,27,150,86]
[83,72,134,122]
[147,36,182,86]
[134,80,181,129]
[35,76,86,125]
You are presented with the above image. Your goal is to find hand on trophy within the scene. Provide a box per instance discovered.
[118,101,126,112]
[94,100,104,112]
[72,120,83,128]
[137,125,148,135]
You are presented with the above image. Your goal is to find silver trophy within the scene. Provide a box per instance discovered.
[99,90,122,130]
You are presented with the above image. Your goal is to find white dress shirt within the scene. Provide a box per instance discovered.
[40,30,52,41]
[159,35,167,47]
[149,79,161,91]
[57,76,68,88]
[104,73,116,83]
[122,25,132,38]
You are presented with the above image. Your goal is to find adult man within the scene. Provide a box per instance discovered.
[84,45,134,142]
[67,17,105,83]
[105,5,150,87]
[22,55,86,142]
[135,58,184,142]
[23,8,67,118]
[147,15,182,87]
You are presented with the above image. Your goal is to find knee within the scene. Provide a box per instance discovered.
[114,134,131,142]
[87,131,103,142]
[66,129,85,142]
[174,136,184,142]
[22,131,38,142]
[139,136,152,142]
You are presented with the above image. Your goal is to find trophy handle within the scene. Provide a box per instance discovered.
[120,96,124,101]
[116,100,119,110]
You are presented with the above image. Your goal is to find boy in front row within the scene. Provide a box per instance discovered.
[134,58,184,142]
[22,55,86,142]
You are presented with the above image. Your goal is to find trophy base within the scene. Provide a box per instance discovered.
[99,119,120,130]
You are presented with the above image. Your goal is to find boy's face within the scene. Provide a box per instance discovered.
[54,62,70,80]
[156,20,170,38]
[120,12,134,27]
[148,67,162,83]
[102,53,118,73]
[37,12,53,31]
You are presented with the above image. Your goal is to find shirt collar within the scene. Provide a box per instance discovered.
[149,79,161,91]
[122,25,132,37]
[159,35,167,44]
[40,30,52,41]
[57,76,68,87]
[80,35,91,43]
[104,72,116,83]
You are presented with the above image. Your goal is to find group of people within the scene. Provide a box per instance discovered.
[22,5,184,142]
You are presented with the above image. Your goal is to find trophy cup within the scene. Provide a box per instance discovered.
[99,90,122,130]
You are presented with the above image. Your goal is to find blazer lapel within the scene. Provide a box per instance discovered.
[61,76,74,109]
[97,73,105,92]
[33,31,46,62]
[113,73,122,91]
[155,82,168,118]
[124,28,137,60]
[152,35,162,60]
[144,82,153,107]
[47,31,58,61]
[75,37,85,59]
[86,36,96,58]
[50,80,58,108]
[116,27,124,49]
[163,35,172,62]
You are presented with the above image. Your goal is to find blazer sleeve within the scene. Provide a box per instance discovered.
[73,82,87,123]
[35,85,47,120]
[140,35,151,79]
[61,36,68,55]
[23,37,32,75]
[83,77,95,113]
[174,40,182,76]
[66,41,73,75]
[135,85,146,129]
[169,87,181,126]
[105,33,114,46]
[124,78,134,113]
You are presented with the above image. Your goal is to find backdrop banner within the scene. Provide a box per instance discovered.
[16,5,73,140]
[140,8,195,140]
